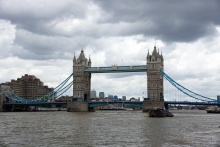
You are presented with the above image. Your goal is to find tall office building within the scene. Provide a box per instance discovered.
[217,95,220,101]
[99,92,105,98]
[113,95,118,101]
[108,94,113,100]
[122,96,126,101]
[90,90,96,99]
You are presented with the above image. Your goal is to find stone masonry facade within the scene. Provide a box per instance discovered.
[147,46,164,101]
[73,49,91,101]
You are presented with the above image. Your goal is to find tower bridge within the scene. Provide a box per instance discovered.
[68,47,165,112]
[1,46,219,112]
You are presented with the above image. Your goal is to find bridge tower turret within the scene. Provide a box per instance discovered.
[143,45,164,112]
[73,49,91,102]
[147,45,164,102]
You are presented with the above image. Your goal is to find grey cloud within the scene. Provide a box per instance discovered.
[95,0,220,42]
[0,0,90,35]
[13,29,96,60]
[1,0,220,43]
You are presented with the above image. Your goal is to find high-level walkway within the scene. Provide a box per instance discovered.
[84,65,147,73]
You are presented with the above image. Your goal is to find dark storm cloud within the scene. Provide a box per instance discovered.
[95,0,220,42]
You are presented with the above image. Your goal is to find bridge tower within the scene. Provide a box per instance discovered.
[73,49,91,102]
[147,45,164,101]
[67,49,92,112]
[143,46,164,112]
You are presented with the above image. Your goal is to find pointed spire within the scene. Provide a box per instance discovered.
[152,45,157,57]
[147,49,150,57]
[88,55,91,66]
[161,51,163,59]
[73,53,76,62]
[88,55,91,63]
[78,48,86,61]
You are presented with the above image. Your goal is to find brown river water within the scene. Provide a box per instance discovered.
[0,110,219,147]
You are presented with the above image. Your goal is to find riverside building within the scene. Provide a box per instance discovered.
[4,74,54,99]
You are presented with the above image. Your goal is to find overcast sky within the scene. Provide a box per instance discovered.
[0,0,220,101]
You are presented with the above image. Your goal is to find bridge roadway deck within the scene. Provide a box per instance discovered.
[84,65,147,73]
[2,101,220,107]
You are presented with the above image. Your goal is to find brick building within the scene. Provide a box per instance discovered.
[4,74,54,99]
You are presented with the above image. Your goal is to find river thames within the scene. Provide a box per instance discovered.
[0,110,219,147]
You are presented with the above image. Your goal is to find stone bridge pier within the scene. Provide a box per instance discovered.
[142,101,165,112]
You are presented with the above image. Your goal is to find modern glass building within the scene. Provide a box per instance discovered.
[99,92,105,98]
[90,90,96,99]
